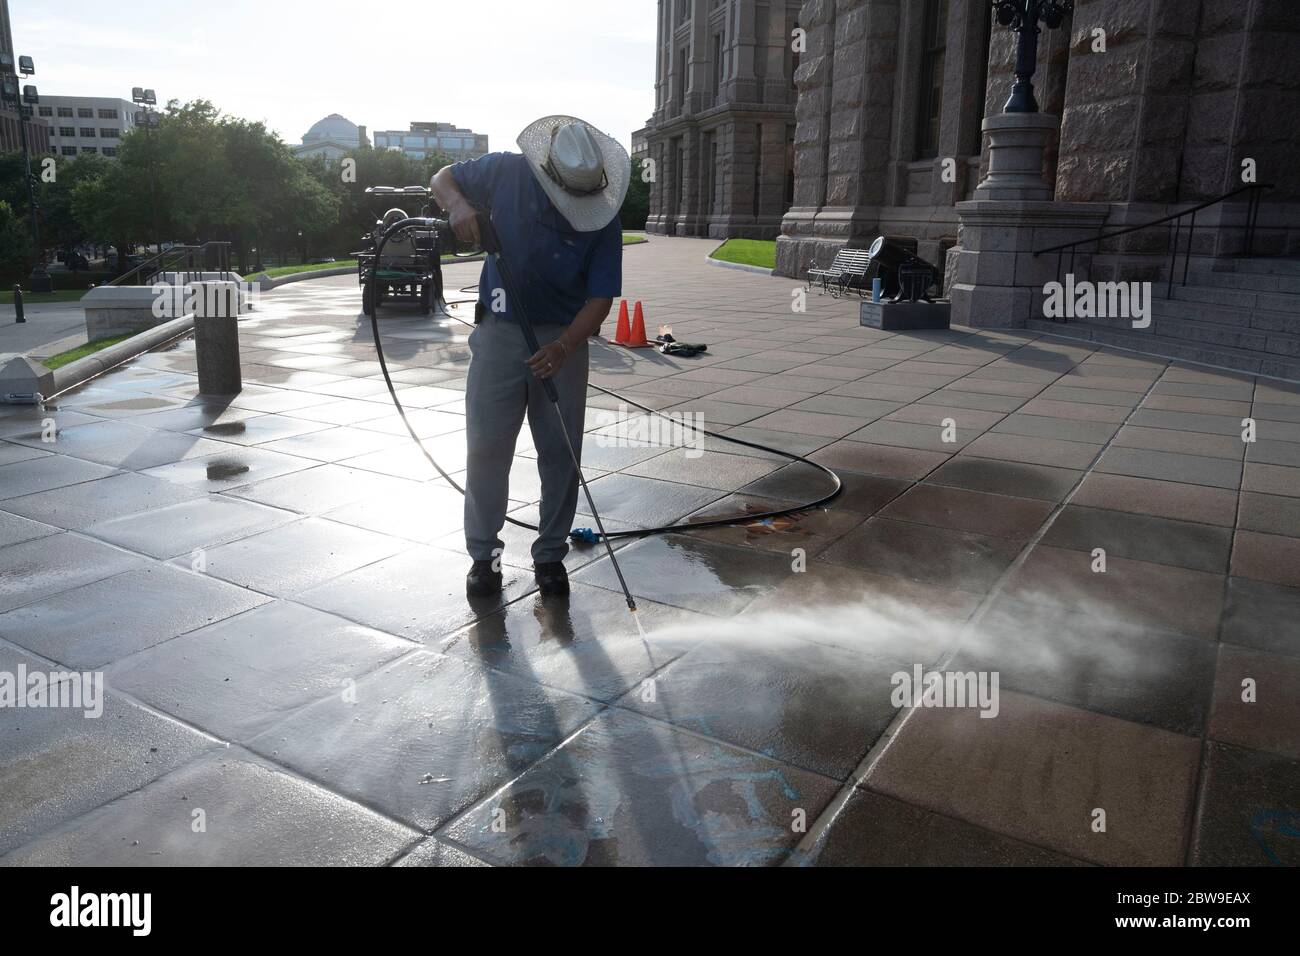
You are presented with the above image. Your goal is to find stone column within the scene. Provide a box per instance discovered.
[930,0,993,207]
[687,0,711,114]
[777,0,835,274]
[733,0,760,102]
[194,281,242,396]
[821,0,898,242]
[761,1,792,104]
[646,139,667,234]
[680,125,705,236]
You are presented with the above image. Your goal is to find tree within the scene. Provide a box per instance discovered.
[0,152,30,220]
[15,102,485,279]
[70,154,150,275]
[40,152,111,263]
[300,145,454,259]
[0,200,33,278]
[620,157,650,230]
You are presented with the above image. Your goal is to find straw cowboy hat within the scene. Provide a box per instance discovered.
[517,115,630,233]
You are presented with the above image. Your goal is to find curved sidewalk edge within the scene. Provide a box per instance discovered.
[254,266,355,290]
[50,314,195,396]
[252,257,490,291]
[705,255,775,277]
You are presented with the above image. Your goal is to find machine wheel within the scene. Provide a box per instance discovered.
[420,282,432,315]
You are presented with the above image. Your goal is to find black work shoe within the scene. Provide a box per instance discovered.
[466,559,503,597]
[534,561,570,597]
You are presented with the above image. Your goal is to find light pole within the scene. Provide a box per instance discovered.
[992,1,1075,113]
[0,53,52,292]
[132,87,161,261]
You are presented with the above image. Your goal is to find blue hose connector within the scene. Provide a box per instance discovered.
[570,528,601,544]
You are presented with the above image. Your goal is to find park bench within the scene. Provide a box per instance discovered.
[806,247,875,298]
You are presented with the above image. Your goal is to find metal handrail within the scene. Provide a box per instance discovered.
[108,245,196,287]
[1033,183,1273,301]
[106,241,234,287]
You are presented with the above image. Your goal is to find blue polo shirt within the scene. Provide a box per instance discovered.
[450,151,623,327]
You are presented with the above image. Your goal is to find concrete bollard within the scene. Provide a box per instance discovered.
[193,281,242,396]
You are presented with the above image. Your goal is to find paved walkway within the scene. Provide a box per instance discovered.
[0,236,1296,866]
[0,300,88,361]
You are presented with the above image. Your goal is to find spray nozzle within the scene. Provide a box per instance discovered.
[570,528,601,544]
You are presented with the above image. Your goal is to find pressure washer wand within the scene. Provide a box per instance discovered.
[475,214,639,614]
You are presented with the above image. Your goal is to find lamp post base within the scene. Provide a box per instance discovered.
[973,112,1060,202]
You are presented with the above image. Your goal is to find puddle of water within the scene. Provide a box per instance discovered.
[206,461,252,481]
[203,422,247,437]
[88,398,175,411]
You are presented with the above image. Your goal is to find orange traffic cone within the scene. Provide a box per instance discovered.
[612,300,631,344]
[626,301,651,348]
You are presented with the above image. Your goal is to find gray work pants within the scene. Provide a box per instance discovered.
[464,313,588,565]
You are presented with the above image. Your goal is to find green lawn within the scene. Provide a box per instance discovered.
[710,238,776,269]
[239,235,645,282]
[245,260,358,279]
[0,289,87,305]
[41,334,134,370]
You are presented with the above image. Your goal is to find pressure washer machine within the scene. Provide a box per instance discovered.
[356,186,444,317]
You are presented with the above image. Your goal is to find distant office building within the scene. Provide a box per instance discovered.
[291,113,367,162]
[372,122,488,163]
[631,126,649,163]
[0,0,51,156]
[38,95,136,159]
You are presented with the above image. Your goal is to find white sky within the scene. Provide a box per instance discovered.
[12,0,657,151]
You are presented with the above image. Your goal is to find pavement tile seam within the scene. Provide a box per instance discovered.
[1,509,430,631]
[247,653,613,836]
[429,703,842,862]
[1177,639,1237,864]
[857,690,1203,866]
[71,505,308,565]
[0,530,153,614]
[386,837,496,867]
[10,258,1296,865]
[790,355,1192,851]
[0,743,428,865]
[794,785,1096,868]
[102,581,424,673]
[106,636,434,747]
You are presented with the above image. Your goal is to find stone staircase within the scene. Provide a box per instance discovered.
[1025,258,1300,381]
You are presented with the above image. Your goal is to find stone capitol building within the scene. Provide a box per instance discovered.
[643,0,1300,377]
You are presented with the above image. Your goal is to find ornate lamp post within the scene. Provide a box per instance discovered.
[951,1,1106,332]
[992,0,1075,113]
[132,87,161,261]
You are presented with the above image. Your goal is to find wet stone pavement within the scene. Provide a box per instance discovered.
[1,236,1298,866]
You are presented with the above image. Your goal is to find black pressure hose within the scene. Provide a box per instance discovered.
[365,216,843,545]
